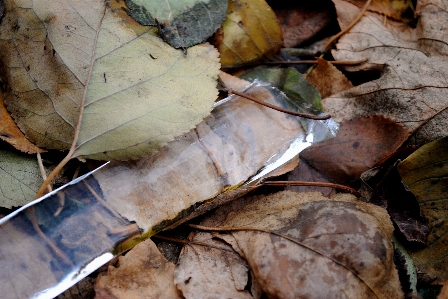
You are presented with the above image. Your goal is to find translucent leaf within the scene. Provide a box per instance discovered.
[124,0,228,48]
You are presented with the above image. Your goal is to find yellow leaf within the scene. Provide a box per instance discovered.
[214,0,283,68]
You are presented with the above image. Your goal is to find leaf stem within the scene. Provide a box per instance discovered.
[262,180,360,196]
[35,6,107,199]
[227,89,331,120]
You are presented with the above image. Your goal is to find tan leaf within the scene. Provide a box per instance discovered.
[324,0,448,145]
[0,0,220,160]
[213,0,283,67]
[0,90,43,154]
[174,232,255,299]
[306,57,354,99]
[219,191,403,299]
[95,238,182,299]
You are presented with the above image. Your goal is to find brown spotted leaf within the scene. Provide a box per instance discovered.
[199,191,403,299]
[300,116,409,187]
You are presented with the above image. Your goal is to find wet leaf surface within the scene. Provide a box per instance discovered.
[124,0,228,49]
[213,0,283,67]
[300,115,410,187]
[398,137,448,282]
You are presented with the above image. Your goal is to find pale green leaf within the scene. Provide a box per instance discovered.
[125,0,228,48]
[0,149,42,208]
[0,0,220,160]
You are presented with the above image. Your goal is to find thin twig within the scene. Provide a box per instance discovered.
[36,153,52,193]
[228,89,331,120]
[262,181,360,196]
[152,235,234,252]
[259,58,368,66]
[324,0,372,51]
[186,223,379,297]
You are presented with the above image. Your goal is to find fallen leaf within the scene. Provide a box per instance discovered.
[0,0,220,160]
[93,73,306,233]
[324,0,448,145]
[124,0,228,49]
[213,0,283,67]
[341,0,415,23]
[174,232,255,299]
[306,57,354,99]
[274,1,337,48]
[0,90,43,154]
[95,238,182,299]
[398,136,448,282]
[300,115,410,187]
[239,67,323,112]
[0,148,43,208]
[200,191,403,298]
[439,283,448,299]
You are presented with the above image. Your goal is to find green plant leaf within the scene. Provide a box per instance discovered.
[124,0,228,49]
[0,0,220,160]
[0,149,42,208]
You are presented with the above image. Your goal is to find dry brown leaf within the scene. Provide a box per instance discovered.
[439,283,448,299]
[300,115,410,187]
[274,2,336,48]
[202,191,403,299]
[95,238,182,299]
[325,0,448,145]
[0,90,43,154]
[306,57,354,99]
[174,232,255,299]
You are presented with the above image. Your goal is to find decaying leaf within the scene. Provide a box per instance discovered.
[300,116,410,187]
[174,232,255,299]
[274,1,337,48]
[398,137,448,282]
[0,90,43,154]
[239,67,322,112]
[306,57,354,99]
[0,0,220,160]
[324,0,448,145]
[95,238,182,299]
[124,0,228,49]
[192,191,403,298]
[213,0,283,67]
[339,0,415,23]
[0,148,43,208]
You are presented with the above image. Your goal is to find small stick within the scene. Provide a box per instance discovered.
[152,235,234,252]
[259,58,368,66]
[228,89,331,120]
[324,0,373,51]
[37,153,52,194]
[262,180,360,196]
